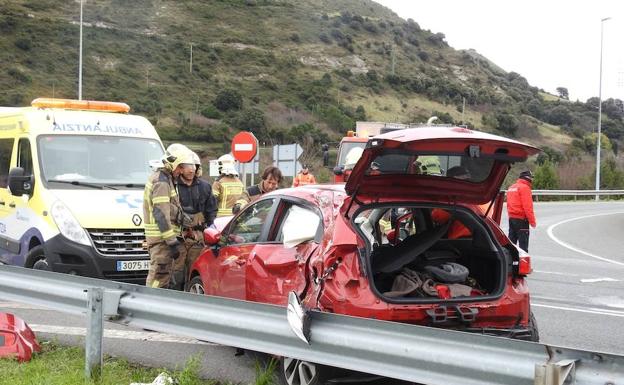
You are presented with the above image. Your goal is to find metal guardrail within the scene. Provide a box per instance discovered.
[1,264,623,385]
[532,189,624,196]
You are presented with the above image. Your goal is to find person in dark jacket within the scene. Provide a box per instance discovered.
[174,151,217,290]
[232,166,282,214]
[506,170,537,252]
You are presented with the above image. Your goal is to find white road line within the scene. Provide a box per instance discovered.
[580,277,619,283]
[532,270,577,276]
[546,211,624,267]
[29,324,217,345]
[0,302,43,310]
[533,303,624,318]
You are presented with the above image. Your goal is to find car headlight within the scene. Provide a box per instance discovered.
[50,200,91,246]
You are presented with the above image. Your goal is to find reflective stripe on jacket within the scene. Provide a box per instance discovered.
[506,179,536,227]
[212,176,244,217]
[143,170,181,245]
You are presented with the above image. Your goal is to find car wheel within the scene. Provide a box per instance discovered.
[187,276,205,294]
[278,357,335,385]
[528,311,540,342]
[27,246,51,271]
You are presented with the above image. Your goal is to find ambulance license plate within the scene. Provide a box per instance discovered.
[116,260,150,271]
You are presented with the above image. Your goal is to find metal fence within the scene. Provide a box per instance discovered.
[0,264,623,385]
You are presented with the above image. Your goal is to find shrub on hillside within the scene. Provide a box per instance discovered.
[231,107,266,134]
[319,33,331,44]
[533,161,559,189]
[215,89,243,111]
[200,104,222,119]
[14,37,31,51]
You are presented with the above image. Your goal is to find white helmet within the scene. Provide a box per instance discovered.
[162,143,194,172]
[191,151,203,177]
[217,154,239,176]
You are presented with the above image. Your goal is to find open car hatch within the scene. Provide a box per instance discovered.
[345,126,540,205]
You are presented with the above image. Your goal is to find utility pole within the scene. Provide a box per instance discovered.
[596,17,611,201]
[78,0,84,100]
[189,43,193,74]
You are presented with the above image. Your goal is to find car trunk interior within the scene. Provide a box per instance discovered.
[354,204,506,303]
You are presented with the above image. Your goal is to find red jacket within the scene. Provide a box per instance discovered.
[506,179,536,227]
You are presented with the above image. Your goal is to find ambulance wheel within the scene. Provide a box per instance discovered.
[278,357,335,385]
[27,246,51,271]
[187,276,205,295]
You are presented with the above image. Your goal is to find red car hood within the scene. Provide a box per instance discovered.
[0,312,41,362]
[345,126,540,205]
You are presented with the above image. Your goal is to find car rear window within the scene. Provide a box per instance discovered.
[364,151,495,183]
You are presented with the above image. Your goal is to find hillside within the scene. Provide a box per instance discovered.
[1,0,623,188]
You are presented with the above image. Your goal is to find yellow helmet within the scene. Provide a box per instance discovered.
[163,143,195,172]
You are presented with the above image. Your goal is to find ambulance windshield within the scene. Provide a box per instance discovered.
[38,135,164,188]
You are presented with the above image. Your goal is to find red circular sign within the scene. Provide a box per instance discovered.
[231,131,258,163]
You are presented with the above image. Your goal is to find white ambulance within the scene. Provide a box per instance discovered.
[0,98,164,283]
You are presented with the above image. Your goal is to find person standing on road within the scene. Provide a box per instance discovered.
[212,154,245,217]
[506,170,537,252]
[144,144,195,289]
[232,165,282,214]
[175,150,218,290]
[292,164,316,187]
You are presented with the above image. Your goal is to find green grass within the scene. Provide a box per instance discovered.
[0,341,279,385]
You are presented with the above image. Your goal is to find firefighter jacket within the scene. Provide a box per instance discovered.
[143,169,181,246]
[212,175,245,217]
[239,182,267,206]
[292,172,316,187]
[176,176,217,228]
[506,178,537,227]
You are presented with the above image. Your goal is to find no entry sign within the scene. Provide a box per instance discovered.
[231,131,258,163]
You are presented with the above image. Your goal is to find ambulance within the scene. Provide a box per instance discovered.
[0,98,164,283]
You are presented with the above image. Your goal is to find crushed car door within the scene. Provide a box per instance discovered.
[209,198,275,300]
[246,200,322,306]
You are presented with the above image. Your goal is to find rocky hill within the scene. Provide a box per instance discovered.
[1,0,623,188]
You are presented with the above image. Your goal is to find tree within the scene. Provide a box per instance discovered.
[533,160,559,189]
[556,87,569,100]
[214,89,243,111]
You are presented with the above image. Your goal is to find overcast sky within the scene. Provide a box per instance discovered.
[374,0,624,103]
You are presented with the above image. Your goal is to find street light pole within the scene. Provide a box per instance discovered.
[78,0,84,100]
[595,17,611,201]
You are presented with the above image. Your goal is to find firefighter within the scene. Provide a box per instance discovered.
[175,150,218,290]
[292,164,317,187]
[232,166,282,214]
[144,144,195,289]
[212,154,245,217]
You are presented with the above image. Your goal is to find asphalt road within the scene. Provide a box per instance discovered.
[2,201,624,384]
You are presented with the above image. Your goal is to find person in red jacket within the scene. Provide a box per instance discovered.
[506,170,537,252]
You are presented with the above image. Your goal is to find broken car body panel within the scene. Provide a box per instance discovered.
[0,312,41,362]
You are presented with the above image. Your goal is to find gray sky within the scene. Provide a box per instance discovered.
[374,0,624,103]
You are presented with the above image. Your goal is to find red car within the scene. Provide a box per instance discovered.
[188,126,540,385]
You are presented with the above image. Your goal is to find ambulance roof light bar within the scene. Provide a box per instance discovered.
[31,98,130,113]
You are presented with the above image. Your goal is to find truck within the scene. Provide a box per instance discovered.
[0,98,165,284]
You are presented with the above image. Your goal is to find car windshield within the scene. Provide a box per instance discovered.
[338,141,367,168]
[38,135,164,188]
[364,151,495,183]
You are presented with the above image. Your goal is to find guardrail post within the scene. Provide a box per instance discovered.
[85,287,104,379]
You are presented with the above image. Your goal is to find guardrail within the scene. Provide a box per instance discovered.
[532,189,624,196]
[1,264,623,385]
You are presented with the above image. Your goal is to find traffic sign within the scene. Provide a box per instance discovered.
[231,132,258,163]
[272,143,303,177]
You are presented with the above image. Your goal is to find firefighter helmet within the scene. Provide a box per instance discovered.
[163,143,194,172]
[217,154,239,176]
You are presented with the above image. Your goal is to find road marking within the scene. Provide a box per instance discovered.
[580,277,619,283]
[0,302,42,310]
[533,303,624,318]
[546,211,624,267]
[29,324,218,345]
[533,270,577,276]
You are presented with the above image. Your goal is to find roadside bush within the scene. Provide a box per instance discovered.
[200,104,222,119]
[214,88,243,111]
[533,161,559,189]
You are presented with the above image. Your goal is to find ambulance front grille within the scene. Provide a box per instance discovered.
[87,228,149,257]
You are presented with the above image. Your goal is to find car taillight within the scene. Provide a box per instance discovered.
[518,255,532,276]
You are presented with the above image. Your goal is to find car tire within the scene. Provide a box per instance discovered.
[278,357,334,385]
[528,311,540,342]
[27,245,51,271]
[186,275,205,295]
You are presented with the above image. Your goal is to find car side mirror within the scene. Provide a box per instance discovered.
[203,227,221,246]
[332,166,343,176]
[8,167,34,197]
[286,291,310,344]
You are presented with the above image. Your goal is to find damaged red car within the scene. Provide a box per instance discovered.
[188,126,540,385]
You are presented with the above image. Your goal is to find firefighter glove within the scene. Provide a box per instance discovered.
[232,203,242,214]
[168,241,181,260]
